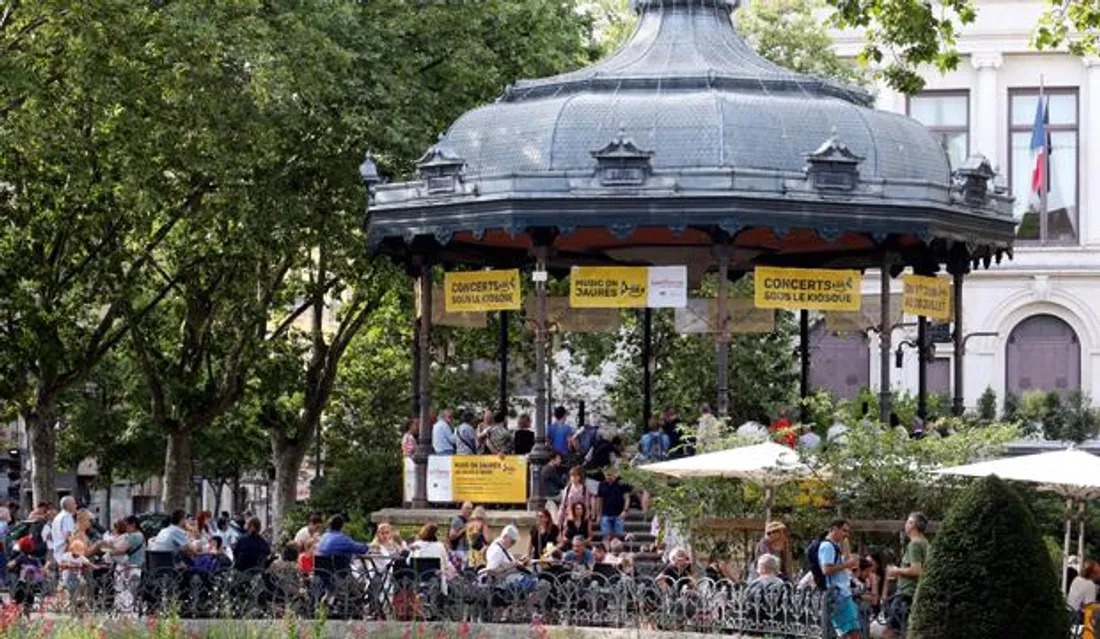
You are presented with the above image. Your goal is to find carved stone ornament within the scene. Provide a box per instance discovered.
[591,128,654,187]
[804,131,864,192]
[416,139,466,195]
[1031,274,1051,302]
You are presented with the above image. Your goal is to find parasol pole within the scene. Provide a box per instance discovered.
[764,485,774,524]
[1063,497,1072,592]
[1079,500,1086,569]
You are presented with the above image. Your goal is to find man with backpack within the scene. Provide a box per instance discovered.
[814,518,862,639]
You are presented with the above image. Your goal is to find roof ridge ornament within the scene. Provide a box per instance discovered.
[591,128,654,187]
[417,137,467,196]
[804,130,864,192]
[952,154,997,206]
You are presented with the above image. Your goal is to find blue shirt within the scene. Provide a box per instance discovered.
[818,540,851,596]
[432,419,456,455]
[563,549,594,567]
[574,425,599,457]
[547,421,574,456]
[316,531,370,558]
[151,525,189,553]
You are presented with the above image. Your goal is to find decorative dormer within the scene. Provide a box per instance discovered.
[417,140,466,195]
[591,129,654,187]
[953,154,996,206]
[804,132,864,192]
[359,152,382,202]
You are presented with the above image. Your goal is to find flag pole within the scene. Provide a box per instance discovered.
[1039,75,1049,244]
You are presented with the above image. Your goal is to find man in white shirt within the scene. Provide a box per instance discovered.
[294,513,324,551]
[50,496,77,555]
[1068,559,1099,617]
[485,525,538,593]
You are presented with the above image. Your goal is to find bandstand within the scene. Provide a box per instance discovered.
[363,0,1016,510]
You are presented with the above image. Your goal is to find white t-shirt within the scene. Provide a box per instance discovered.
[410,540,447,561]
[485,540,515,572]
[294,526,314,545]
[1067,575,1098,612]
[50,511,75,555]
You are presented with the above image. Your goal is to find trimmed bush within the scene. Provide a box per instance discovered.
[909,475,1069,639]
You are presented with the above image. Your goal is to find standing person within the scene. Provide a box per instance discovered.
[695,404,724,454]
[557,466,591,531]
[401,417,419,457]
[884,512,930,638]
[514,414,535,455]
[1068,560,1100,618]
[104,516,144,613]
[50,497,78,557]
[571,419,600,466]
[547,406,574,457]
[596,467,631,540]
[541,452,567,500]
[482,411,514,455]
[639,416,670,462]
[660,407,684,458]
[454,411,479,456]
[449,502,473,563]
[819,518,861,639]
[753,521,793,579]
[432,409,456,455]
[0,507,10,585]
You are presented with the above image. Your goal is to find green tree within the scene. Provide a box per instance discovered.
[909,475,1069,639]
[0,1,227,505]
[736,0,867,86]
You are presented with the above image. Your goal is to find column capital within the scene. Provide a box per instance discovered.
[1084,56,1100,68]
[969,52,1003,70]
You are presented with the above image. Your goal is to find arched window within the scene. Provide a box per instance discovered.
[1005,314,1081,398]
[809,325,869,400]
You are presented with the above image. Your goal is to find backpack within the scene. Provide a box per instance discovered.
[805,537,840,590]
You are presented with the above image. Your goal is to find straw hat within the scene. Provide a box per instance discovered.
[765,521,787,535]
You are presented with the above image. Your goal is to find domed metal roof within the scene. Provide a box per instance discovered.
[366,0,1014,270]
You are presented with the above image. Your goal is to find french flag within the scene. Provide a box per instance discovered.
[1029,95,1049,207]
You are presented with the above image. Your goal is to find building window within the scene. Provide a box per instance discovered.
[1009,89,1078,244]
[907,91,969,170]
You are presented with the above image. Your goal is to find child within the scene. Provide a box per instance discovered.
[9,537,44,610]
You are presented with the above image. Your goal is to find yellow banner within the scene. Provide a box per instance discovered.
[754,267,861,311]
[902,274,952,321]
[444,270,521,313]
[450,456,528,504]
[569,266,648,308]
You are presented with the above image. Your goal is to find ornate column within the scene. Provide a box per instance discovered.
[714,240,732,417]
[948,247,970,416]
[527,234,552,510]
[498,311,509,414]
[412,256,433,509]
[879,256,893,424]
[1084,57,1100,245]
[970,52,1003,168]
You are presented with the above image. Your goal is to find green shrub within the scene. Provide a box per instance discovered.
[909,475,1069,639]
[977,386,997,422]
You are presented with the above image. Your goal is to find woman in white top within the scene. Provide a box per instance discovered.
[408,523,457,591]
[1068,559,1099,617]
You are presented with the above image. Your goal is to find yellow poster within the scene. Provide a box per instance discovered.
[902,274,952,321]
[450,456,528,504]
[444,270,521,313]
[754,267,862,311]
[569,266,648,308]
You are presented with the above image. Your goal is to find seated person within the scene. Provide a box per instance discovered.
[484,525,537,592]
[562,536,594,571]
[232,517,271,572]
[315,515,370,573]
[151,509,197,558]
[657,547,695,592]
[8,536,44,607]
[746,554,784,599]
[605,539,626,566]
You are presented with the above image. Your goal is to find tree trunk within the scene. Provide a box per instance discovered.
[270,436,309,542]
[162,429,193,512]
[25,395,58,508]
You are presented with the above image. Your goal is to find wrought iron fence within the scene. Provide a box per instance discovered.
[13,558,833,638]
